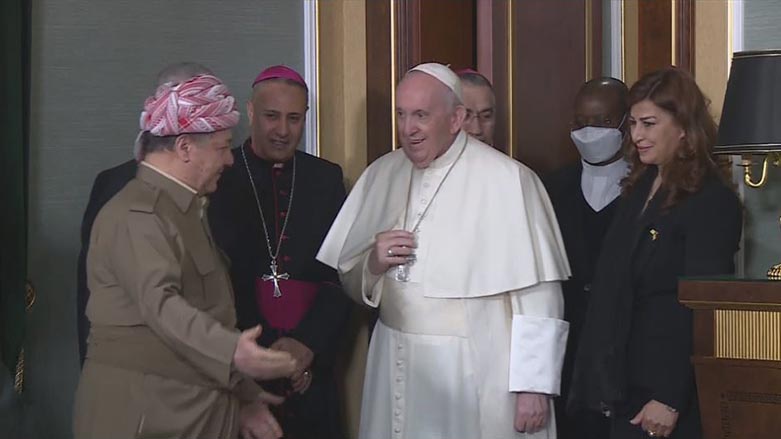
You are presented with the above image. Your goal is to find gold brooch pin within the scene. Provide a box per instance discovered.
[649,229,659,241]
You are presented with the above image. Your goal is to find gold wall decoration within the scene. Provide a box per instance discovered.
[715,309,781,361]
[14,349,25,394]
[14,280,36,394]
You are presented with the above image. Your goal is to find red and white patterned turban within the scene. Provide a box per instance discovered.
[139,74,239,137]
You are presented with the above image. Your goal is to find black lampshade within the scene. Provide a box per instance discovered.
[716,49,781,155]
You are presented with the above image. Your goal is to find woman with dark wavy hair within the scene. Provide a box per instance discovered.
[568,66,743,439]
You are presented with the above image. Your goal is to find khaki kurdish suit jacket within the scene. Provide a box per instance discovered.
[74,165,260,439]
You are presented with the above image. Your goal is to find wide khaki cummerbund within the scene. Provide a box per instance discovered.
[86,325,220,388]
[379,279,468,337]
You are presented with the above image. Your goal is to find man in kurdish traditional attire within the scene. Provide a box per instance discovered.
[317,62,571,439]
[209,65,352,439]
[76,62,212,366]
[543,77,629,439]
[74,73,297,439]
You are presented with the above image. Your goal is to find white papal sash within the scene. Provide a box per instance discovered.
[378,278,468,337]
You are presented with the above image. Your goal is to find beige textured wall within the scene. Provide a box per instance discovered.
[319,0,368,186]
[318,2,370,438]
[695,0,730,120]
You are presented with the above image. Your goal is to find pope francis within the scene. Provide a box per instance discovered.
[318,63,571,438]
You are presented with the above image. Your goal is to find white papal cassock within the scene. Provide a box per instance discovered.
[318,131,571,439]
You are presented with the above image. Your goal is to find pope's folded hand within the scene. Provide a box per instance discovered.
[368,229,417,275]
[514,392,550,434]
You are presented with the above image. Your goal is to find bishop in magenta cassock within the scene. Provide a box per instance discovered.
[209,65,352,439]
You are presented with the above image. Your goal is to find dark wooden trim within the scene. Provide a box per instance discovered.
[365,0,393,163]
[679,279,781,306]
[395,0,418,76]
[590,0,603,79]
[510,1,588,173]
[682,279,781,438]
[676,0,695,74]
[489,0,509,154]
[367,0,477,163]
[638,0,673,77]
[412,0,475,71]
[396,0,475,73]
[693,356,781,370]
[693,357,781,438]
[476,0,493,81]
[692,310,715,357]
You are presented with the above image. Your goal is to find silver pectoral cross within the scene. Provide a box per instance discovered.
[393,252,417,282]
[262,260,289,298]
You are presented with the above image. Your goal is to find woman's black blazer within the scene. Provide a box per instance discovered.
[570,166,743,414]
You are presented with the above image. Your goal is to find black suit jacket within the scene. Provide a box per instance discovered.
[544,163,620,322]
[544,163,619,437]
[570,167,742,415]
[76,159,138,365]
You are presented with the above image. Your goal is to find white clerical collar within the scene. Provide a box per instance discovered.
[140,161,198,195]
[428,131,467,169]
[580,158,629,212]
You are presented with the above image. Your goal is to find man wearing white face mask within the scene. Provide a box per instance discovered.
[543,77,629,439]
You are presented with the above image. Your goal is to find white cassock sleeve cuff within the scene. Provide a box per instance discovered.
[361,254,384,307]
[508,314,569,395]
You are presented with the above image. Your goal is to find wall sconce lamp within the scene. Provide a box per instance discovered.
[714,49,781,279]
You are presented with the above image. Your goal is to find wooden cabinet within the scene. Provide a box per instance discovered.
[680,278,781,439]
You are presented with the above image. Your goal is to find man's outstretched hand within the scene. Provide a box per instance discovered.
[233,325,297,380]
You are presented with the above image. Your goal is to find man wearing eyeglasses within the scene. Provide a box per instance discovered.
[458,69,496,147]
